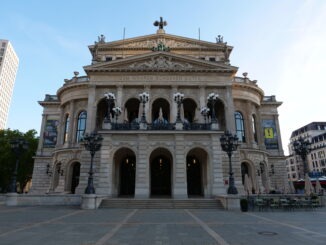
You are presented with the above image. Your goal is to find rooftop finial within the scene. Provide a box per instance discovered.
[154,17,167,33]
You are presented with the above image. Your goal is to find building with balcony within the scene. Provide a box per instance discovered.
[31,20,286,198]
[286,122,326,181]
[0,40,19,129]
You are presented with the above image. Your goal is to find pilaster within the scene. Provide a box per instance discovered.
[135,134,149,198]
[173,134,187,198]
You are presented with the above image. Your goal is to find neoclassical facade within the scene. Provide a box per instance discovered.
[31,22,286,198]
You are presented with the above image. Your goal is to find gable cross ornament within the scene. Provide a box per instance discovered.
[154,17,167,33]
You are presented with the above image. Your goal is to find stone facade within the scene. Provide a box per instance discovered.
[31,25,286,198]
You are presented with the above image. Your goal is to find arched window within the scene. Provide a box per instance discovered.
[252,114,257,143]
[235,111,245,142]
[76,111,87,143]
[63,114,70,143]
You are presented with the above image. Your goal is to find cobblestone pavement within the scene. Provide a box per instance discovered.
[0,205,326,245]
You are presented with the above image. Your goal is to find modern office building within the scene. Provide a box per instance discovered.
[31,19,287,199]
[0,40,19,129]
[286,122,326,181]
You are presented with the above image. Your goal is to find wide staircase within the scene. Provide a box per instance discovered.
[99,198,224,209]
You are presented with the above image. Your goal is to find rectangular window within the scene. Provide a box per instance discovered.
[209,57,216,62]
[106,56,112,61]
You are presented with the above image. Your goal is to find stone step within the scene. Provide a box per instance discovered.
[100,198,224,209]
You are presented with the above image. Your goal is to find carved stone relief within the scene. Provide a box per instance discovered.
[129,56,193,69]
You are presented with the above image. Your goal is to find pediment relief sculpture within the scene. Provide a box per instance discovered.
[118,38,208,49]
[128,56,193,69]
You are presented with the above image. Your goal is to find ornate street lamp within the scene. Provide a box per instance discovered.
[220,131,239,194]
[104,92,115,123]
[139,92,149,123]
[293,137,311,175]
[81,132,103,194]
[9,138,29,193]
[173,92,184,123]
[112,106,122,124]
[207,92,218,123]
[200,106,210,124]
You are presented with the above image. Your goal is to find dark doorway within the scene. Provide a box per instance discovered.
[241,162,249,185]
[187,156,203,196]
[151,155,171,196]
[71,162,80,194]
[119,156,136,196]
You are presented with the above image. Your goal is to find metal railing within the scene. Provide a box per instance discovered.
[108,122,211,131]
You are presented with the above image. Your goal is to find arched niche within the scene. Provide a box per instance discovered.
[151,98,170,123]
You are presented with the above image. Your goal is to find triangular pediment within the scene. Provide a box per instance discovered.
[84,52,237,73]
[89,33,231,51]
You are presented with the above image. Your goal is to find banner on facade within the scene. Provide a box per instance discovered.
[262,119,279,149]
[43,120,58,147]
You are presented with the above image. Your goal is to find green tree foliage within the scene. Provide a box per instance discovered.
[0,129,38,193]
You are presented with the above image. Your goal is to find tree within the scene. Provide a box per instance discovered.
[0,129,38,193]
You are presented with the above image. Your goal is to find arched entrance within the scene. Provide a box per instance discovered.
[150,148,172,196]
[120,156,136,196]
[113,148,136,197]
[70,162,80,194]
[186,148,208,196]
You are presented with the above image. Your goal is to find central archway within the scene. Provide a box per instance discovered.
[150,148,173,196]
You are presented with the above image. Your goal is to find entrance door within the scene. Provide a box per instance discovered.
[119,156,136,196]
[151,156,171,196]
[71,162,80,194]
[187,156,202,196]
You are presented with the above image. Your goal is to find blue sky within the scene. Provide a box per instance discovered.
[1,0,326,154]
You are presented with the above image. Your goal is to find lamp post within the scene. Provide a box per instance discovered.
[207,92,218,123]
[220,130,239,194]
[9,138,29,193]
[104,92,115,123]
[139,92,149,123]
[173,92,184,123]
[200,106,210,124]
[112,106,122,124]
[293,137,311,175]
[81,132,103,194]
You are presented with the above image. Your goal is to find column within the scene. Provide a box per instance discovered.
[67,100,75,146]
[56,107,64,147]
[225,86,235,132]
[171,86,178,123]
[274,114,284,155]
[199,86,206,123]
[86,85,97,132]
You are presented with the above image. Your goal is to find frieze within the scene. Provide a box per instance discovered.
[96,75,217,82]
[129,56,193,69]
[122,38,207,49]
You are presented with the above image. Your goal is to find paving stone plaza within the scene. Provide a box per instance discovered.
[1,204,326,245]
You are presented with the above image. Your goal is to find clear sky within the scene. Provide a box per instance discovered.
[1,0,326,154]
